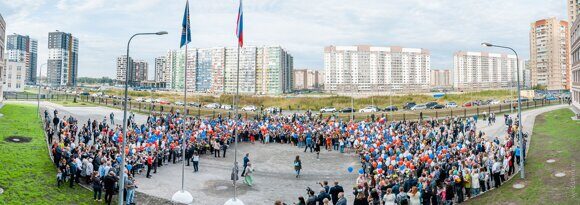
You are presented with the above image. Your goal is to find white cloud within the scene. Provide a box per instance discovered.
[0,0,568,77]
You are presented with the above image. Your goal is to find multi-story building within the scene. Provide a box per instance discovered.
[530,18,570,90]
[293,69,323,90]
[571,13,580,112]
[115,55,133,85]
[154,56,166,83]
[569,0,580,26]
[164,46,293,95]
[134,60,148,83]
[324,45,430,93]
[453,51,518,90]
[430,69,452,88]
[47,31,79,87]
[4,61,26,92]
[523,60,532,89]
[0,13,5,101]
[6,34,37,84]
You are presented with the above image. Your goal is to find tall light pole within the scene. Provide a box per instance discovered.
[37,63,47,116]
[119,31,167,205]
[482,42,525,179]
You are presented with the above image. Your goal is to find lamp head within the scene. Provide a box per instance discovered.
[481,42,493,47]
[156,31,168,35]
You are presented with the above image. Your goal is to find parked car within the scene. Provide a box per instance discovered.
[220,104,233,110]
[489,100,500,105]
[431,104,445,109]
[383,105,398,112]
[188,102,201,107]
[265,107,281,114]
[411,104,427,110]
[158,100,171,105]
[403,102,417,110]
[462,102,473,107]
[242,105,257,111]
[319,107,337,113]
[339,107,356,113]
[446,102,458,108]
[359,106,379,113]
[135,97,145,102]
[204,103,221,109]
[174,101,185,106]
[425,102,438,109]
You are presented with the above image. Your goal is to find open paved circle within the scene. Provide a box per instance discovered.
[215,186,228,191]
[513,183,525,189]
[555,172,566,177]
[546,159,556,163]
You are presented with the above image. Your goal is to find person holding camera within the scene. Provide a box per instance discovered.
[306,189,317,205]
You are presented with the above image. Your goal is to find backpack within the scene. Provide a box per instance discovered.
[397,193,410,205]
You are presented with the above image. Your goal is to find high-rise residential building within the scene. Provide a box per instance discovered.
[4,61,26,92]
[523,60,532,88]
[6,34,38,84]
[430,69,452,87]
[530,18,570,90]
[115,55,133,85]
[569,0,580,25]
[164,46,293,95]
[154,56,166,83]
[0,13,6,101]
[571,14,580,111]
[293,69,323,90]
[324,45,430,93]
[453,51,518,90]
[134,60,148,83]
[47,31,79,87]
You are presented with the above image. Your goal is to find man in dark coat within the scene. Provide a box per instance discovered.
[329,181,344,204]
[103,171,118,205]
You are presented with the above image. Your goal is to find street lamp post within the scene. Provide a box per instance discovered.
[482,42,525,179]
[37,63,47,116]
[119,31,167,205]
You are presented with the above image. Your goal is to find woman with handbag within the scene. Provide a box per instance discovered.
[243,162,254,186]
[294,155,302,178]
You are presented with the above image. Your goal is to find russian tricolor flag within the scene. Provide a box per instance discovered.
[236,0,244,47]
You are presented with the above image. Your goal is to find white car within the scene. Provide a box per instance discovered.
[174,101,185,106]
[242,105,257,111]
[359,106,379,113]
[489,100,500,105]
[221,104,233,110]
[445,102,458,108]
[135,97,144,102]
[411,104,427,110]
[319,107,337,113]
[204,103,221,109]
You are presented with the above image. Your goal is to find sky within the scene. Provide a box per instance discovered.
[0,0,567,79]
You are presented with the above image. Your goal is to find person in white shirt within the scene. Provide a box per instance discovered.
[192,152,199,172]
[471,169,480,196]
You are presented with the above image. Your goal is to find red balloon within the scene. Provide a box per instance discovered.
[398,161,403,166]
[389,165,394,170]
[372,162,378,168]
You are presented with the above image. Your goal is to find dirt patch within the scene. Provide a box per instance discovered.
[4,136,32,143]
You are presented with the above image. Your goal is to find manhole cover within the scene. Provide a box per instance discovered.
[4,136,32,143]
[555,172,566,177]
[215,186,228,191]
[546,159,556,163]
[513,183,525,189]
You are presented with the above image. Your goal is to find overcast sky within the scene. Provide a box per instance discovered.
[0,0,567,78]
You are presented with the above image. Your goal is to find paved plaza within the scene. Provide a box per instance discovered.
[27,101,568,204]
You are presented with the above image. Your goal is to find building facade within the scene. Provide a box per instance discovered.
[324,45,430,93]
[571,13,580,112]
[0,13,5,101]
[430,69,452,88]
[47,31,79,87]
[453,51,518,90]
[115,55,133,85]
[163,46,293,95]
[4,61,26,92]
[530,18,570,90]
[154,57,164,83]
[6,34,37,85]
[569,0,580,25]
[293,69,323,90]
[134,60,148,83]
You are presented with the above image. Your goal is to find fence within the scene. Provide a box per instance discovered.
[5,92,566,121]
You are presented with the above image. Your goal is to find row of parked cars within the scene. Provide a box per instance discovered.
[319,101,463,113]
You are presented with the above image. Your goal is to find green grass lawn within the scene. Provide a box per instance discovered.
[467,108,580,205]
[0,103,94,204]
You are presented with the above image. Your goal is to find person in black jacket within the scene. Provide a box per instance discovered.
[103,171,118,205]
[91,171,103,201]
[329,181,344,204]
[317,188,331,205]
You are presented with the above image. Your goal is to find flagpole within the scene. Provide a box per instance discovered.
[172,1,193,204]
[234,44,240,200]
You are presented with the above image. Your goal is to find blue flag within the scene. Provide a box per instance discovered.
[180,0,191,48]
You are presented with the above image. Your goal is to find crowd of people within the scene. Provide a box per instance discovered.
[43,105,526,205]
